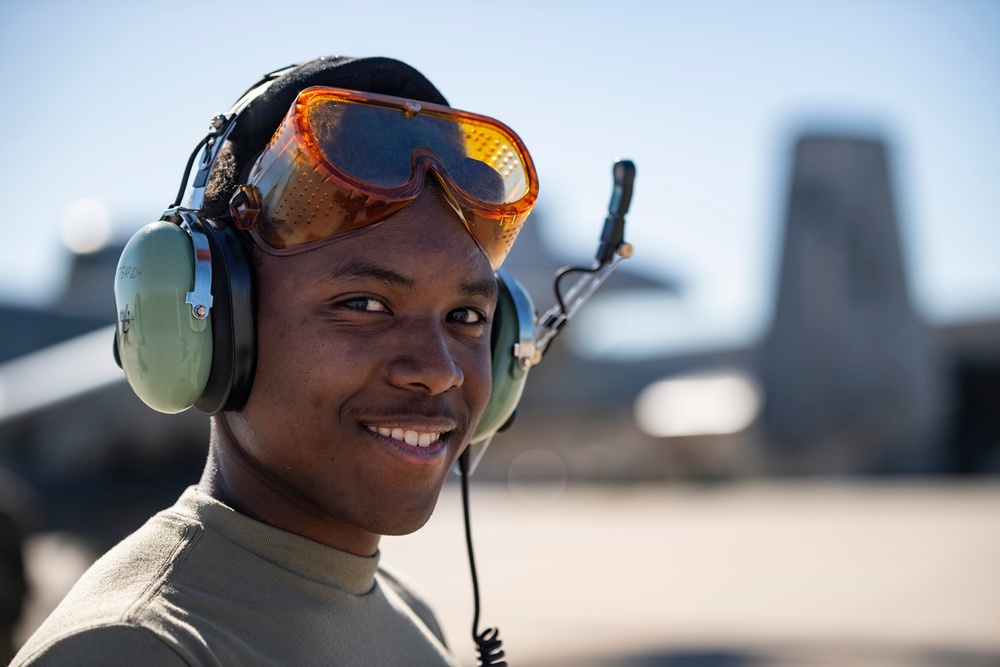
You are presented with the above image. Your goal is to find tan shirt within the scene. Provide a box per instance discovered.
[12,487,459,666]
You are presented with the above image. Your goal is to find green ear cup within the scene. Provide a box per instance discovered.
[114,221,214,413]
[472,269,535,443]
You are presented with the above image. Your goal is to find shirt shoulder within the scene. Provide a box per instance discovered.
[12,511,204,664]
[11,623,189,666]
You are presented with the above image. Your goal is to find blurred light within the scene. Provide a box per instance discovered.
[635,370,762,438]
[507,448,568,506]
[60,197,111,254]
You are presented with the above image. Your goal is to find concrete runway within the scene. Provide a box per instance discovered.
[17,479,1000,666]
[380,480,1000,667]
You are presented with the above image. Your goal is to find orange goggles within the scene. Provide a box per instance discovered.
[228,86,538,269]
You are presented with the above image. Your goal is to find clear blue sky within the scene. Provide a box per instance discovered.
[1,0,997,356]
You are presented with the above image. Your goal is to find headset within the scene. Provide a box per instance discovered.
[112,59,536,446]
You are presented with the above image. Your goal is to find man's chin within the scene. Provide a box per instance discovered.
[368,500,439,537]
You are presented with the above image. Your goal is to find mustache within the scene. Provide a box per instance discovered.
[354,401,463,426]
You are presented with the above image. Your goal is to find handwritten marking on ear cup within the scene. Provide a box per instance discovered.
[119,306,132,335]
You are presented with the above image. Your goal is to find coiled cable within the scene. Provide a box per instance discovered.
[459,451,508,666]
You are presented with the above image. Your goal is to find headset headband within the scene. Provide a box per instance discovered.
[174,64,302,212]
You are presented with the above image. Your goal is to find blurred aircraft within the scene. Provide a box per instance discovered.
[499,134,1000,480]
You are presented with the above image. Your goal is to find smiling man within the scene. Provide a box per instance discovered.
[12,56,537,666]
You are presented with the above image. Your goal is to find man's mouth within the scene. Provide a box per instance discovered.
[365,425,444,448]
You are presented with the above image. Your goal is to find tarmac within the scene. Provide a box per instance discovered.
[16,478,1000,667]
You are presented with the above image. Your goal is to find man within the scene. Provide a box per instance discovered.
[12,55,538,666]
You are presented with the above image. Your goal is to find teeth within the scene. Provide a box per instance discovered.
[367,425,442,448]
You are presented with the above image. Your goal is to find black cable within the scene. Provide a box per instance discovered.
[171,134,212,208]
[553,265,594,317]
[459,451,507,666]
[543,263,602,353]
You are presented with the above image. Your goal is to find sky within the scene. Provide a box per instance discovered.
[1,0,997,357]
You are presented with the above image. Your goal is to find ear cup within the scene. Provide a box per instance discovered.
[114,216,256,415]
[114,221,215,413]
[472,269,535,443]
[194,218,256,415]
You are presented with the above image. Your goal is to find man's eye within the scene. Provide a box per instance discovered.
[342,297,389,313]
[450,308,487,325]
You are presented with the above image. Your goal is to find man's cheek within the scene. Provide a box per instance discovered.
[473,346,494,411]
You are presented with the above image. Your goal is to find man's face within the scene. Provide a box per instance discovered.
[225,185,496,545]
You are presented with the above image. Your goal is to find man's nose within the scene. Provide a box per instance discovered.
[385,319,464,395]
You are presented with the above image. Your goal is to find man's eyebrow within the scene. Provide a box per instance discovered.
[461,277,499,302]
[323,259,415,289]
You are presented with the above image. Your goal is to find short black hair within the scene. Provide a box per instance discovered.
[202,55,449,219]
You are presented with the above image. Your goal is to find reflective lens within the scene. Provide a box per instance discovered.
[231,87,538,269]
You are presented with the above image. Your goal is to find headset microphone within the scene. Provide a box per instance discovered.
[460,160,637,475]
